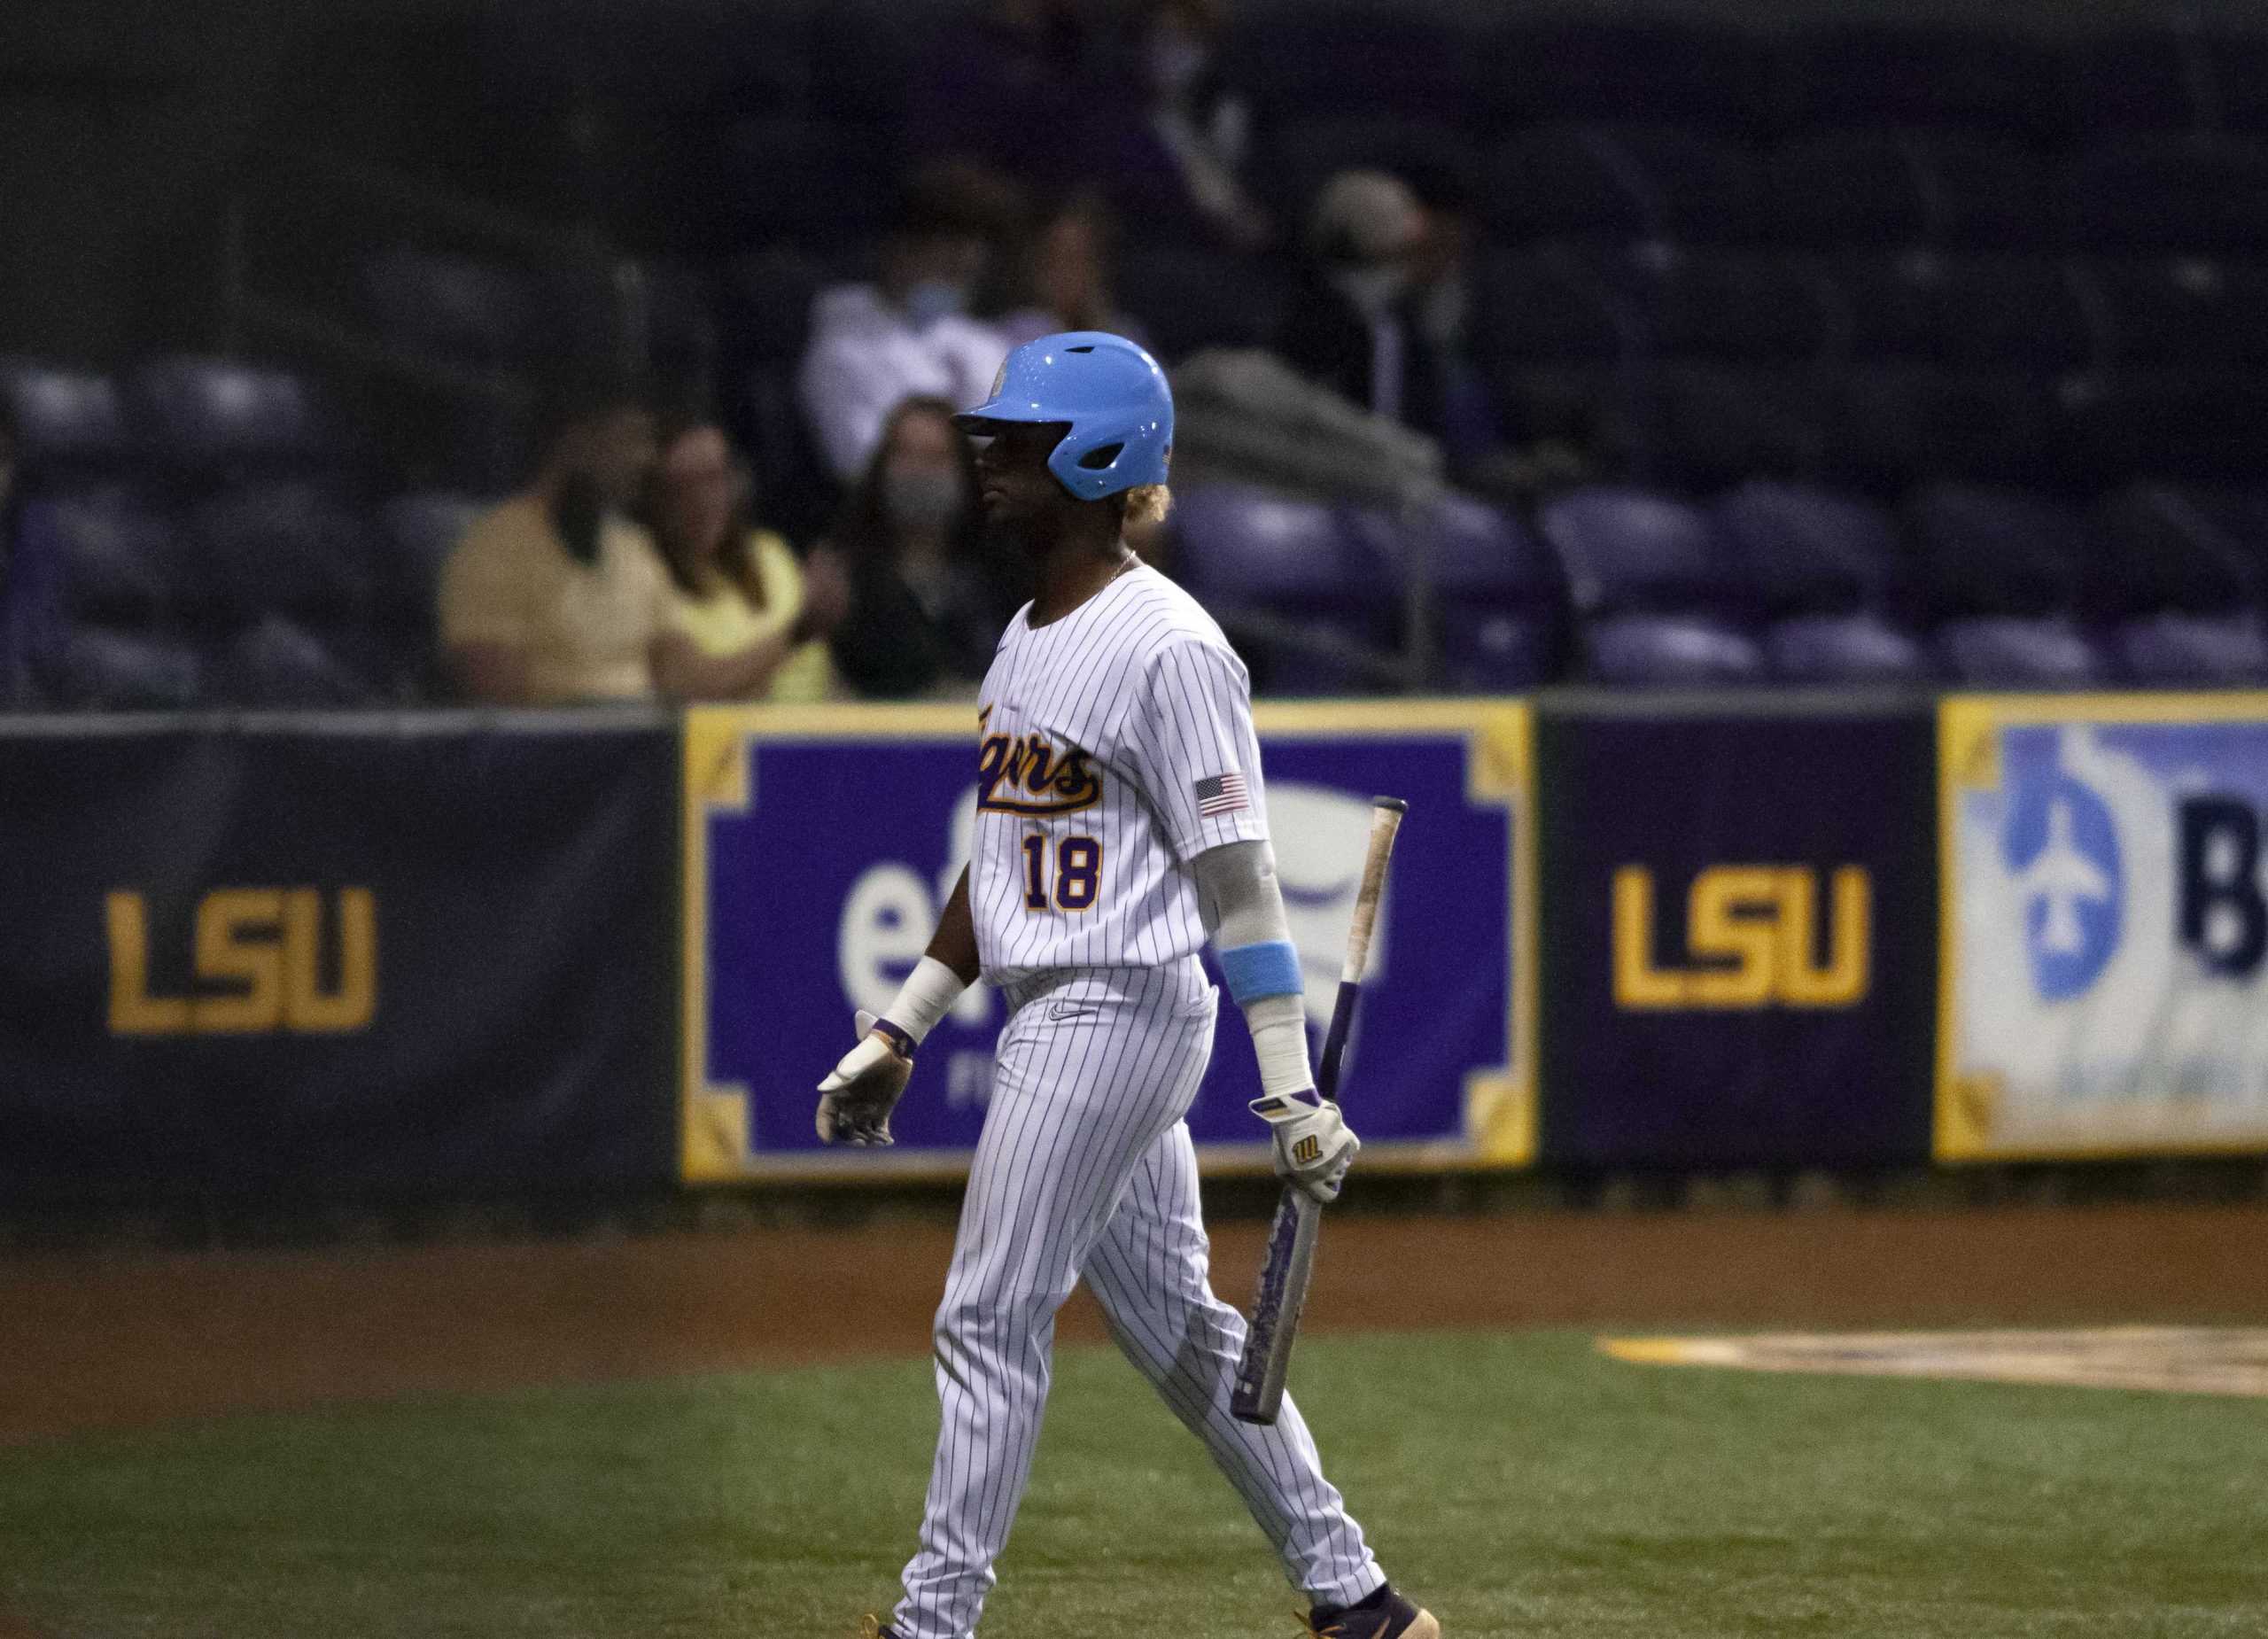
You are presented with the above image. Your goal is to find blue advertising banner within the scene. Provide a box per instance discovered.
[682,703,1533,1181]
[1939,694,2268,1160]
[1537,700,1938,1169]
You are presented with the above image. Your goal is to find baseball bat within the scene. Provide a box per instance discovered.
[1231,795,1408,1425]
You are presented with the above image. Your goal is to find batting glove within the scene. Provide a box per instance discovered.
[1250,1090,1360,1204]
[816,1011,914,1146]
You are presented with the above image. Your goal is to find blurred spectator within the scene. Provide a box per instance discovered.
[825,396,1027,699]
[439,381,670,704]
[1275,170,1430,423]
[1402,161,1511,476]
[909,0,1094,190]
[646,421,847,703]
[996,193,1151,350]
[439,382,819,705]
[1090,0,1269,251]
[1272,168,1550,487]
[799,162,1018,482]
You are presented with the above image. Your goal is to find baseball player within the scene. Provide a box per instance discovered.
[816,332,1438,1639]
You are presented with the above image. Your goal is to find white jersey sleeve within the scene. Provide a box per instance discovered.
[1119,637,1270,862]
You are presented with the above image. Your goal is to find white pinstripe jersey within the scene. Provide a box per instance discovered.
[970,563,1268,984]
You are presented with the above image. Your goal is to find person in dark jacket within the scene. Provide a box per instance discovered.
[1276,167,1524,481]
[1274,170,1432,424]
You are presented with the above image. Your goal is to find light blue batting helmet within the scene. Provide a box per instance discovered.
[952,330,1172,501]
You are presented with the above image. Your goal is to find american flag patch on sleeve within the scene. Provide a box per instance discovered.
[1194,772,1250,817]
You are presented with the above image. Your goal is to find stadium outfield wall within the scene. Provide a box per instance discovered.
[4,693,2265,1206]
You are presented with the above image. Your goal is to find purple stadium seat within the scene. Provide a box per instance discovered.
[1713,481,1906,616]
[1767,613,1932,684]
[1345,492,1566,690]
[206,615,376,708]
[1170,484,1396,695]
[2113,612,2268,685]
[1935,617,2108,687]
[0,361,129,478]
[1590,244,1837,360]
[1537,485,1736,615]
[2078,256,2268,368]
[2150,489,2268,582]
[1173,485,1375,602]
[1473,248,1621,364]
[1774,25,2066,140]
[182,484,377,635]
[1583,612,1764,687]
[1434,612,1560,690]
[43,626,202,711]
[40,488,177,625]
[1480,18,1767,135]
[1829,252,2096,368]
[2092,485,2268,615]
[1636,363,1827,488]
[2070,136,2268,252]
[1833,369,2054,487]
[1905,483,2086,620]
[1772,132,2054,251]
[359,247,542,363]
[1416,492,1561,600]
[127,358,341,480]
[1487,124,1767,246]
[2064,370,2268,485]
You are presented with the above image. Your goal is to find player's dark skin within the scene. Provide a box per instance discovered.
[911,420,1136,1003]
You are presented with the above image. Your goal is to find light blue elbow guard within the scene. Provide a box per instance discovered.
[1218,940,1303,1006]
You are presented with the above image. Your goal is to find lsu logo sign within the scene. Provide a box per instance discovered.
[106,888,377,1036]
[1612,866,1871,1010]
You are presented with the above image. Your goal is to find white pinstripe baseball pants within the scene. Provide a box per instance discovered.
[894,958,1383,1639]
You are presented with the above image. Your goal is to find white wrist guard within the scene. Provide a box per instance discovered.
[881,956,970,1046]
[1240,991,1316,1103]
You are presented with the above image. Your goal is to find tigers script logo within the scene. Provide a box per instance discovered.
[976,708,1102,816]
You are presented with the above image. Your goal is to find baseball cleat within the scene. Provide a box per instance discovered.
[857,1616,903,1639]
[1304,1583,1440,1639]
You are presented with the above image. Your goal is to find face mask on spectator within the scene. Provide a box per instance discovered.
[886,468,963,530]
[1147,28,1208,97]
[902,279,969,330]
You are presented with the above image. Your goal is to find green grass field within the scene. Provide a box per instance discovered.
[3,1331,2263,1639]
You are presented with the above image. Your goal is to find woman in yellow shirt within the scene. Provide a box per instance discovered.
[648,423,848,702]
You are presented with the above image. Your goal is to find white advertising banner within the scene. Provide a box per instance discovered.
[1938,695,2268,1160]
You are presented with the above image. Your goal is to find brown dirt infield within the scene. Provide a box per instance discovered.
[4,1202,2265,1444]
